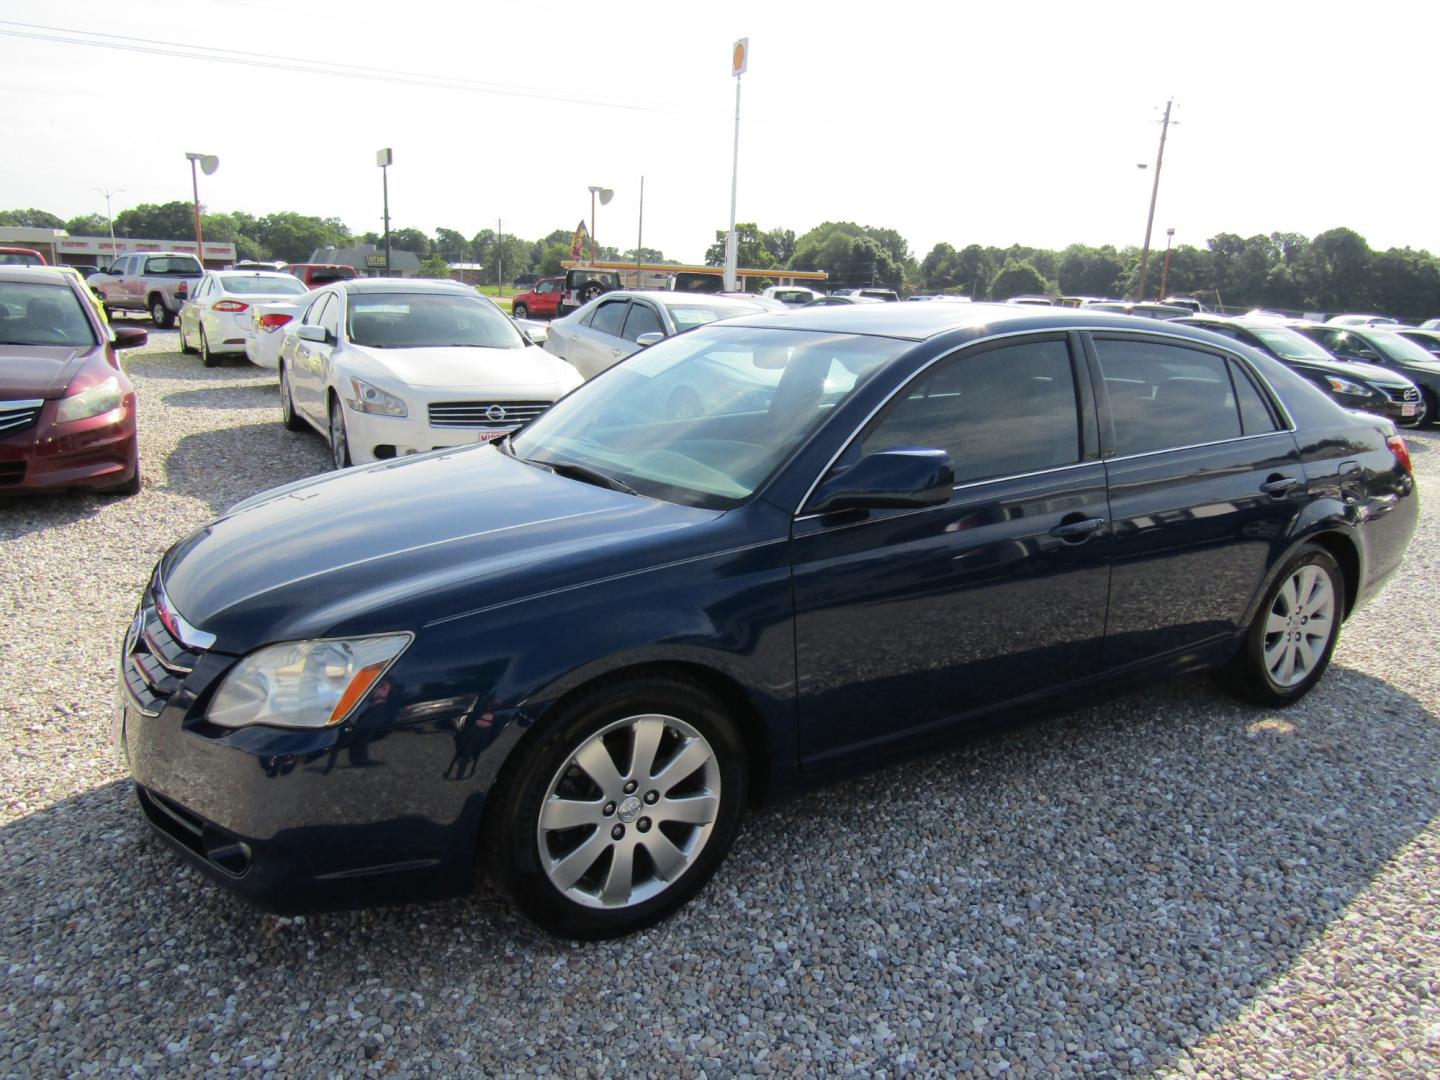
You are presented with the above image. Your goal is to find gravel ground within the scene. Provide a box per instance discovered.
[2,329,1438,1078]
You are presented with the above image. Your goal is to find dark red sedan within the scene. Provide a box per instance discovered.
[0,266,147,495]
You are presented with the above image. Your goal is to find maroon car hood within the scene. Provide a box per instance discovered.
[0,345,92,398]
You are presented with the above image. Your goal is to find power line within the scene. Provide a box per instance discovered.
[0,19,692,115]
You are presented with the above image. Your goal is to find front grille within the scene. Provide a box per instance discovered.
[1382,385,1421,403]
[0,462,24,485]
[428,401,550,429]
[121,586,205,717]
[0,399,43,435]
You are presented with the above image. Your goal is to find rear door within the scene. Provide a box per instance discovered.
[1087,333,1305,673]
[792,333,1111,765]
[568,298,632,378]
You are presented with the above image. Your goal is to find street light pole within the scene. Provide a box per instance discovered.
[1159,227,1176,300]
[1135,98,1173,301]
[183,153,218,260]
[587,185,613,265]
[724,38,748,293]
[93,187,124,265]
[376,148,393,275]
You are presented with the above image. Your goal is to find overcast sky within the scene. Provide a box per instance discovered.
[3,0,1436,263]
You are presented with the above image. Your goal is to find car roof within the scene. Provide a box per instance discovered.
[594,290,770,311]
[213,270,301,280]
[718,301,1250,343]
[0,265,72,286]
[340,277,474,294]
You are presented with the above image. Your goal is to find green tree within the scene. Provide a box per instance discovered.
[418,254,452,278]
[252,212,349,263]
[433,227,470,261]
[387,227,431,258]
[1369,248,1440,322]
[0,208,65,228]
[704,223,777,269]
[989,258,1053,300]
[790,222,902,290]
[538,243,571,275]
[113,201,196,239]
[1056,244,1124,297]
[762,228,796,266]
[64,213,110,236]
[1294,227,1373,312]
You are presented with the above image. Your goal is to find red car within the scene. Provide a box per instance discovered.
[508,275,565,320]
[282,263,358,288]
[0,266,147,495]
[0,246,47,267]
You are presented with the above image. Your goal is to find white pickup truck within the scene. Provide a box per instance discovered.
[88,252,205,328]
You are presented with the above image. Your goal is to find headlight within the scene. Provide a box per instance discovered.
[55,375,124,422]
[207,633,412,729]
[1323,376,1371,397]
[345,377,407,417]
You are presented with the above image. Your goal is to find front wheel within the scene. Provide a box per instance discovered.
[328,395,351,469]
[1422,389,1438,429]
[512,303,529,319]
[485,676,747,939]
[179,321,198,355]
[151,299,174,329]
[1217,545,1344,707]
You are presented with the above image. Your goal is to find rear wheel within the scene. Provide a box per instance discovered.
[151,298,174,329]
[580,282,605,304]
[1217,545,1344,707]
[485,675,746,939]
[200,328,221,367]
[512,303,529,319]
[179,321,198,354]
[280,364,305,431]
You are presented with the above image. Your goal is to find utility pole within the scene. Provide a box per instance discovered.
[1135,99,1173,302]
[724,38,748,292]
[1159,227,1176,300]
[94,187,124,266]
[636,175,645,285]
[497,218,503,295]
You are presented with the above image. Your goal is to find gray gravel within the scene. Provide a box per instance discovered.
[2,328,1439,1078]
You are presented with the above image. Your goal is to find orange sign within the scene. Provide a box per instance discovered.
[732,38,748,77]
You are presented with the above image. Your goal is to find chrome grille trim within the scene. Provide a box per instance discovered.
[1381,385,1421,403]
[0,399,43,434]
[121,581,209,716]
[427,401,550,429]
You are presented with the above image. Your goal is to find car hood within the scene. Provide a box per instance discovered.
[1290,355,1414,386]
[160,444,720,649]
[0,344,94,398]
[352,343,579,390]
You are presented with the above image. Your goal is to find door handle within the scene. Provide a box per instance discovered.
[1049,516,1106,541]
[1259,476,1301,496]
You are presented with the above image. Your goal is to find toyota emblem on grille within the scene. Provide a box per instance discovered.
[485,405,507,423]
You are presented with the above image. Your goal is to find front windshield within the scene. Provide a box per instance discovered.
[346,292,525,350]
[510,326,904,509]
[221,275,309,296]
[1249,326,1334,362]
[0,281,96,347]
[1372,332,1440,365]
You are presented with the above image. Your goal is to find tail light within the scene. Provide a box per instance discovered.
[213,300,249,313]
[258,313,293,333]
[176,282,188,298]
[1387,434,1413,475]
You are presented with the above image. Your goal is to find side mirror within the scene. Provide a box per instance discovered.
[809,448,955,514]
[296,324,329,344]
[635,331,665,348]
[111,325,148,349]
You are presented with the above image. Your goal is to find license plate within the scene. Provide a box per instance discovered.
[1402,404,1417,417]
[474,430,509,444]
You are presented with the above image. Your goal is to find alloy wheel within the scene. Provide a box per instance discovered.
[1263,564,1337,687]
[536,713,721,910]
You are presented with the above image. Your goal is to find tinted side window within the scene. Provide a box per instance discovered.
[304,293,332,325]
[590,300,628,337]
[1228,359,1279,435]
[864,338,1081,485]
[621,302,664,343]
[1094,339,1241,455]
[319,294,342,337]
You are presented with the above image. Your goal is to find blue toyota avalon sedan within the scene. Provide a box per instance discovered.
[117,303,1417,938]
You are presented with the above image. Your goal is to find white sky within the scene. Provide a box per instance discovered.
[3,0,1437,263]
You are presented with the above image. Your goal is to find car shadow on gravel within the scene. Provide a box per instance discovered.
[122,349,265,384]
[2,665,1436,1075]
[0,490,120,541]
[161,421,329,515]
[162,384,280,410]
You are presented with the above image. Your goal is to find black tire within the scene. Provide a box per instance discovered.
[328,394,351,469]
[151,298,175,329]
[512,303,529,319]
[109,462,142,497]
[280,364,305,431]
[484,674,747,940]
[1422,388,1438,429]
[179,322,198,355]
[1217,544,1345,707]
[200,328,221,367]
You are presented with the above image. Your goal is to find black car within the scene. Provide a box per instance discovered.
[1292,323,1440,425]
[116,304,1417,938]
[1177,315,1425,427]
[1393,327,1440,360]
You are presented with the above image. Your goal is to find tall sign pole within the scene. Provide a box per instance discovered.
[637,175,645,281]
[1135,99,1173,301]
[724,37,748,292]
[377,148,393,275]
[184,153,218,258]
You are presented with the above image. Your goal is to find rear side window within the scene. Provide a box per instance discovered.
[864,338,1081,486]
[590,299,628,337]
[1228,358,1280,435]
[1095,338,1247,455]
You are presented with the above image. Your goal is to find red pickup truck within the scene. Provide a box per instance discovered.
[508,276,565,319]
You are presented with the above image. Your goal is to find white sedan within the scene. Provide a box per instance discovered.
[544,291,774,380]
[276,278,581,469]
[178,271,312,367]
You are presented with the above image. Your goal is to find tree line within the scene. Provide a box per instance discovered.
[5,205,1437,319]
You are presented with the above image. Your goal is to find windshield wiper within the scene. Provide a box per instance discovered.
[545,459,636,495]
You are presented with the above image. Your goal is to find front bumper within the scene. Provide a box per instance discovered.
[114,586,484,912]
[0,397,138,493]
